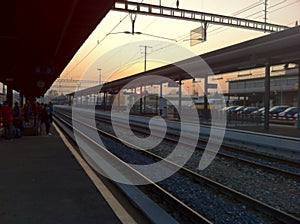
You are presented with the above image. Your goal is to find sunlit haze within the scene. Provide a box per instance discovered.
[50,0,300,94]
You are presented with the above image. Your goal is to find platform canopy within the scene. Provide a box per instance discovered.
[0,0,116,98]
[95,25,300,92]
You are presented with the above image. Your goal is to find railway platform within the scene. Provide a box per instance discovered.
[227,123,300,138]
[0,126,123,224]
[0,107,299,223]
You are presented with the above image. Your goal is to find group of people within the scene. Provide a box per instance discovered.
[0,100,53,140]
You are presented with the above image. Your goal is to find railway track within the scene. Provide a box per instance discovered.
[53,107,300,223]
[58,106,300,178]
[53,110,212,224]
[128,119,300,179]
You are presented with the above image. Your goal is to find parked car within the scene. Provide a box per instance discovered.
[232,106,246,114]
[222,105,238,112]
[251,107,265,116]
[241,106,259,115]
[268,105,289,118]
[278,107,299,120]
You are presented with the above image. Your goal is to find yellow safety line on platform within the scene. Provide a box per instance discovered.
[53,123,137,224]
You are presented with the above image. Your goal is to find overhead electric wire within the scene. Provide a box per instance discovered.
[268,0,299,13]
[64,0,266,77]
[148,0,266,53]
[203,0,295,36]
[209,0,299,36]
[104,0,178,76]
[149,0,297,55]
[64,0,145,76]
[61,0,298,81]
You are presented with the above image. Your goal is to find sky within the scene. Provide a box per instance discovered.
[49,0,300,94]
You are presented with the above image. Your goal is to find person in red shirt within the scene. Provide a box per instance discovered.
[2,101,13,139]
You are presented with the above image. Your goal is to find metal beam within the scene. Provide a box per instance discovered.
[113,1,288,33]
[54,79,100,84]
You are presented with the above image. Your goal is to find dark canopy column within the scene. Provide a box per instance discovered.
[297,62,300,129]
[264,63,271,130]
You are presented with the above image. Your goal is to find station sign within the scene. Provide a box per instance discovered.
[190,26,205,46]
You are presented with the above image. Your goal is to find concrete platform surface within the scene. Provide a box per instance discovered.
[229,123,300,138]
[0,129,121,224]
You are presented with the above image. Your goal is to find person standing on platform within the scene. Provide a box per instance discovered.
[45,103,51,135]
[23,100,31,127]
[2,101,13,140]
[13,102,22,138]
[13,102,20,117]
[31,99,38,128]
[48,101,53,124]
[39,103,50,136]
[0,103,3,124]
[0,103,3,137]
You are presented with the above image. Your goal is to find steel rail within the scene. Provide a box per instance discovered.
[91,111,300,179]
[56,107,300,178]
[54,109,300,224]
[53,111,213,224]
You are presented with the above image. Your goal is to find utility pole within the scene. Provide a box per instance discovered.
[97,68,102,84]
[264,0,268,32]
[139,45,152,114]
[140,45,152,72]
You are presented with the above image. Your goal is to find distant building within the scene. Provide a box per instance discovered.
[228,69,298,107]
